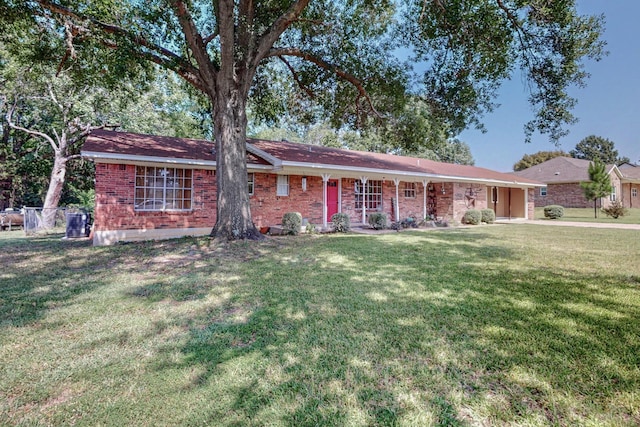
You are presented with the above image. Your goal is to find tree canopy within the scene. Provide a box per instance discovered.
[2,0,606,240]
[570,135,630,165]
[513,150,569,171]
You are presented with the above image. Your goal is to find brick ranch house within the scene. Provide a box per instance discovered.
[513,156,640,209]
[82,130,542,245]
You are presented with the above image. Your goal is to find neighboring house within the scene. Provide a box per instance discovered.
[514,156,627,208]
[82,130,542,245]
[618,163,640,208]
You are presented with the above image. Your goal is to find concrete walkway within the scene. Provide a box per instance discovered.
[496,219,640,230]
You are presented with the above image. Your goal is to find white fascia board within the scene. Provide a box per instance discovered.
[82,151,217,168]
[280,161,540,188]
[246,144,283,168]
[82,150,275,171]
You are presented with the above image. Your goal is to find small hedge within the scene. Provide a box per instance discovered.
[602,200,627,219]
[368,212,387,230]
[481,208,496,224]
[331,213,351,233]
[543,205,564,219]
[282,212,302,235]
[462,209,482,225]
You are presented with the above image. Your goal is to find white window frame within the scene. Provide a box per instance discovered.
[610,186,616,202]
[248,173,255,196]
[276,175,289,196]
[632,188,638,198]
[355,180,382,210]
[134,166,193,211]
[540,186,547,196]
[404,182,416,198]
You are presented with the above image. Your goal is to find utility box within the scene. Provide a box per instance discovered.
[65,211,92,238]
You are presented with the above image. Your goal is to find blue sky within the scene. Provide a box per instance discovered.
[459,0,640,172]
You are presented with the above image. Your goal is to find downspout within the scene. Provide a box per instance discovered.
[322,174,331,229]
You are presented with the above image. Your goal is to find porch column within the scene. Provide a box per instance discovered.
[322,174,331,229]
[422,179,429,220]
[360,176,368,225]
[393,178,400,221]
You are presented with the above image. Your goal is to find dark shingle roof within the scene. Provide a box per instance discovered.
[84,130,540,185]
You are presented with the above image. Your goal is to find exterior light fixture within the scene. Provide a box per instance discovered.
[441,183,446,194]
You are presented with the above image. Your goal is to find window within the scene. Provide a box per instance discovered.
[610,186,616,202]
[135,166,192,211]
[540,186,547,196]
[276,175,289,196]
[248,173,255,196]
[633,188,638,198]
[404,182,416,198]
[355,180,382,210]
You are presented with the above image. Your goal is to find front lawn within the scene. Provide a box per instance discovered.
[535,207,640,223]
[1,226,639,426]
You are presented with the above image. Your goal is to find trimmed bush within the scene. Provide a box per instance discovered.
[543,205,564,219]
[481,208,496,224]
[462,209,482,225]
[602,200,627,219]
[368,212,387,230]
[305,223,317,234]
[331,213,351,233]
[282,212,302,235]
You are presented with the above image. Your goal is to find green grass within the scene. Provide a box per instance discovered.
[535,207,640,224]
[1,226,640,426]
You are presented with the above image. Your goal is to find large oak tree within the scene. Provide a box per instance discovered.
[1,1,605,240]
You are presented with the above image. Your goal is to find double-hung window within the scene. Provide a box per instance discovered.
[540,186,547,196]
[633,188,638,198]
[355,180,382,210]
[404,182,416,198]
[248,173,255,196]
[610,186,616,202]
[135,166,192,211]
[276,175,289,196]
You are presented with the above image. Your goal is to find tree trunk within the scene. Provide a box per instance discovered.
[594,199,597,218]
[210,88,263,241]
[42,152,67,228]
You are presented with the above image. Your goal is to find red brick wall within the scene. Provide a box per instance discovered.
[535,183,590,208]
[94,163,216,232]
[94,163,534,234]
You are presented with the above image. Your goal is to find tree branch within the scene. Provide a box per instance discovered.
[277,56,315,99]
[35,1,207,92]
[170,0,218,92]
[267,48,382,118]
[253,0,311,70]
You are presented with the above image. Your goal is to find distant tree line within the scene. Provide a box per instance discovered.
[513,135,632,171]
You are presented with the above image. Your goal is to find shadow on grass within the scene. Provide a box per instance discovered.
[138,231,640,425]
[2,230,639,425]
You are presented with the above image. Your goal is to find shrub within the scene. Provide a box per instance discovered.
[331,213,351,233]
[400,217,419,228]
[462,209,482,225]
[481,208,496,224]
[602,200,627,219]
[305,223,317,234]
[282,212,302,235]
[368,212,387,230]
[543,205,564,219]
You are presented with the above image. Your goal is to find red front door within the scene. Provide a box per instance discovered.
[326,179,339,221]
